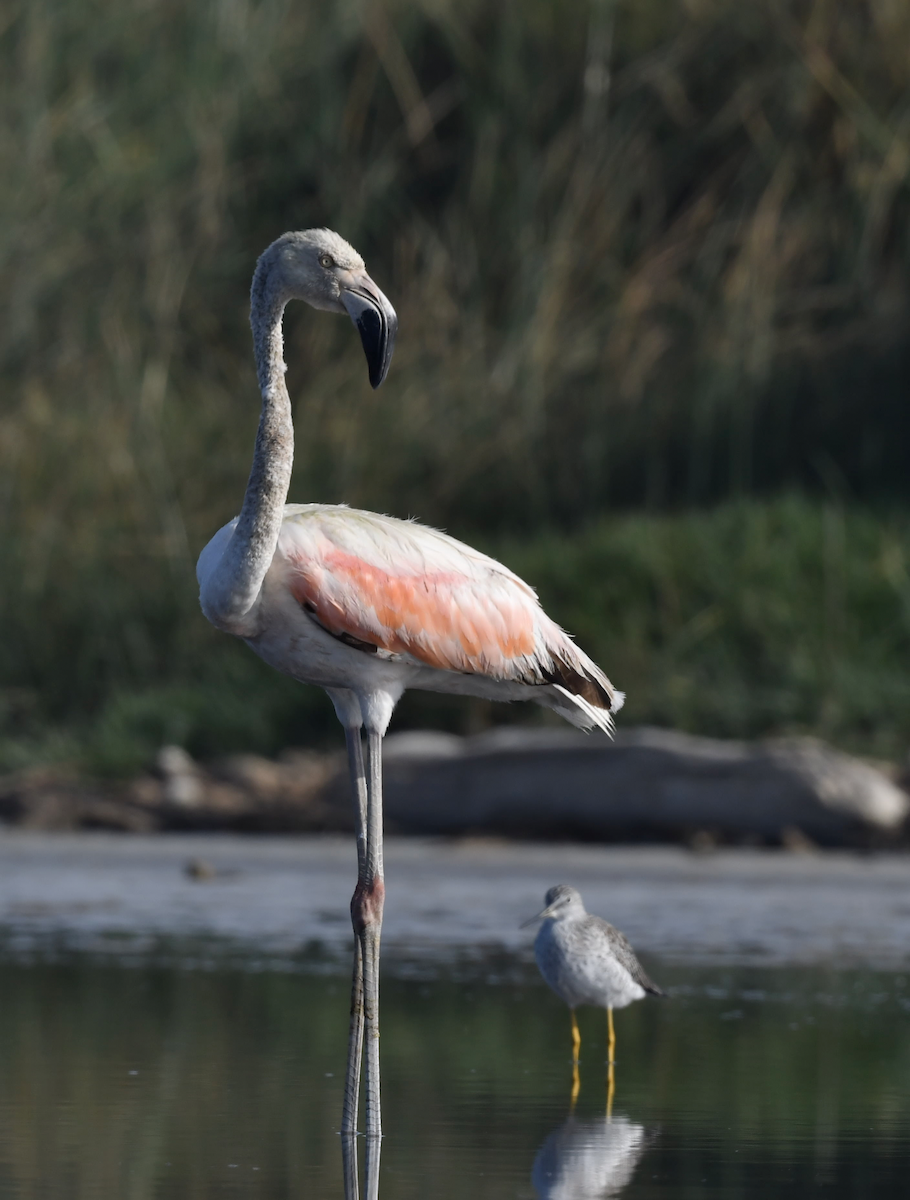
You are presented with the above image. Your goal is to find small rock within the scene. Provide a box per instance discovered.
[185,858,216,881]
[780,825,819,854]
[156,745,203,808]
[687,829,718,854]
[216,754,285,796]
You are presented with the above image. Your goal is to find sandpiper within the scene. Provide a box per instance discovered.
[526,885,664,1102]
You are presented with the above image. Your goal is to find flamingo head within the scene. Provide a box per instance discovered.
[258,228,398,388]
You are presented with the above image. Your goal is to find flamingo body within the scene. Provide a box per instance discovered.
[195,228,624,1139]
[198,502,624,732]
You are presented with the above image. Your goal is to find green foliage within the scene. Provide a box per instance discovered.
[2,1,910,769]
[499,497,910,756]
[2,497,910,772]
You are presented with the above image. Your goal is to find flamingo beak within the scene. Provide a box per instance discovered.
[340,271,398,389]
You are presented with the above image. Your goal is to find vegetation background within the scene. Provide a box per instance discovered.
[1,0,909,772]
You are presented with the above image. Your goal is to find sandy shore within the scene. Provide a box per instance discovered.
[2,832,910,970]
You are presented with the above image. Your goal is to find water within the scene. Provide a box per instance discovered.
[1,953,909,1198]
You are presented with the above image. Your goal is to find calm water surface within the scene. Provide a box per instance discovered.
[1,951,908,1198]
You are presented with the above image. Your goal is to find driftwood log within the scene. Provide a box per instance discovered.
[372,726,909,847]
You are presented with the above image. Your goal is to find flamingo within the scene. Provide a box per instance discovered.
[196,229,624,1139]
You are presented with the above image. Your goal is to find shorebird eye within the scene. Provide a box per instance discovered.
[319,254,335,269]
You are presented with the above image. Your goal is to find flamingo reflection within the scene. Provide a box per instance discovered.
[341,1129,380,1200]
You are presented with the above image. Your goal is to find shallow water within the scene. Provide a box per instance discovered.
[1,951,909,1198]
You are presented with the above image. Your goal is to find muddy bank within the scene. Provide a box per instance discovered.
[2,833,910,969]
[1,726,907,848]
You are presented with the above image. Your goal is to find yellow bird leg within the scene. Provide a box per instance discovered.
[606,1058,615,1120]
[607,1005,616,1064]
[569,1009,582,1107]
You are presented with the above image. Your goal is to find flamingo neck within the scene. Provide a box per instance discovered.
[202,259,295,631]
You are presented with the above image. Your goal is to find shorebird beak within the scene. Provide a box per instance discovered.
[340,271,398,389]
[520,905,553,929]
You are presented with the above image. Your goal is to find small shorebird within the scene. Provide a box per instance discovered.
[526,885,664,1104]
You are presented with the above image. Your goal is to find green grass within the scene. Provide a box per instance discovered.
[2,497,910,774]
[500,498,910,756]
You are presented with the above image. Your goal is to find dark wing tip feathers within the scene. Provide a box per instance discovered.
[598,918,666,997]
[634,961,667,997]
[541,656,615,711]
[632,961,666,998]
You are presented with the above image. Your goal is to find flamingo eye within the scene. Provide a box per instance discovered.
[319,253,335,269]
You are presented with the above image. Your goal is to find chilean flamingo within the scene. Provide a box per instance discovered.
[196,229,624,1140]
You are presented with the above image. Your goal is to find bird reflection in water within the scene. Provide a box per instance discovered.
[341,1127,381,1200]
[532,1113,648,1199]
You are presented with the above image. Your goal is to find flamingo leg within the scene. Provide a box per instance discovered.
[359,728,386,1139]
[341,726,368,1136]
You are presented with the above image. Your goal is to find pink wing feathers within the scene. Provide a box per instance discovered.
[277,507,623,721]
[288,544,538,674]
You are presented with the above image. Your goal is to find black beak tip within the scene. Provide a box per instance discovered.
[368,359,384,390]
[342,283,398,389]
[357,307,397,390]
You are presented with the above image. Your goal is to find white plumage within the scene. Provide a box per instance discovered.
[534,888,658,1012]
[532,1115,647,1200]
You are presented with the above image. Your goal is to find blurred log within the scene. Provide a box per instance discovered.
[375,727,910,847]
